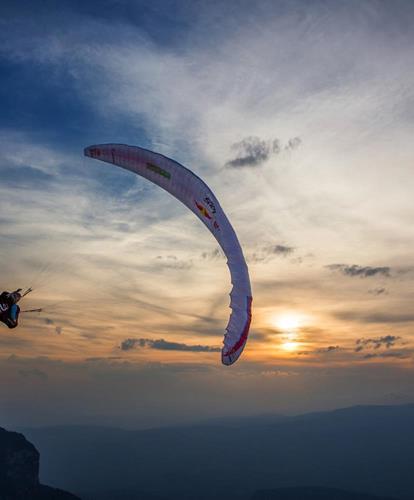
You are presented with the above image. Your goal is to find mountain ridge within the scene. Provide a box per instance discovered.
[20,403,414,500]
[0,427,81,500]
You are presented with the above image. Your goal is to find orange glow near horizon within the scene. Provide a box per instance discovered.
[267,312,308,355]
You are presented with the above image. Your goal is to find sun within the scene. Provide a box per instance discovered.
[270,312,308,354]
[281,341,299,352]
[266,311,309,354]
[275,313,301,332]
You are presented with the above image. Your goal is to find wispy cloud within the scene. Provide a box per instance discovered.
[201,248,222,260]
[299,345,340,356]
[316,345,341,354]
[155,255,193,270]
[334,311,414,324]
[327,264,391,278]
[285,137,302,151]
[368,288,388,296]
[249,244,295,263]
[363,351,410,360]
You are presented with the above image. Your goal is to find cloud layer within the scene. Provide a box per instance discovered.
[120,338,221,352]
[1,0,414,426]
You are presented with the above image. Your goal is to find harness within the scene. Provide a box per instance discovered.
[0,293,19,328]
[0,302,9,317]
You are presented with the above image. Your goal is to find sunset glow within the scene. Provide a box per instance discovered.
[2,0,414,431]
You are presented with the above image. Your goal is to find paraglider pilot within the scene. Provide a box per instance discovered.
[0,289,22,329]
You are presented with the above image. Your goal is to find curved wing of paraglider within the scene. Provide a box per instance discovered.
[84,144,252,365]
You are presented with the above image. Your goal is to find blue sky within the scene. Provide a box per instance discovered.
[1,0,414,428]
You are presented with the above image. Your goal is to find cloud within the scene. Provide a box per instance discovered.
[120,339,143,351]
[368,288,388,295]
[85,356,124,363]
[355,335,400,352]
[334,311,414,324]
[0,165,55,189]
[271,244,295,256]
[364,313,414,324]
[225,136,301,167]
[155,255,193,270]
[44,317,62,334]
[272,139,281,155]
[225,136,271,167]
[316,345,340,354]
[201,248,222,260]
[299,345,340,355]
[120,338,221,353]
[326,264,391,278]
[249,244,295,263]
[363,351,409,360]
[259,369,299,378]
[285,137,302,151]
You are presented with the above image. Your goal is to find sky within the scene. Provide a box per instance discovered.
[1,0,414,429]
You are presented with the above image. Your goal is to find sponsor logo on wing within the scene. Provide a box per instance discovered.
[146,162,171,180]
[204,196,216,214]
[195,200,212,220]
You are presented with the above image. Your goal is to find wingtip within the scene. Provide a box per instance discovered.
[221,348,243,366]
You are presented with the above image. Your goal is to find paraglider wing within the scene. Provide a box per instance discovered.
[84,144,252,365]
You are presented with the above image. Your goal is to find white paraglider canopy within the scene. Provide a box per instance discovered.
[84,144,252,365]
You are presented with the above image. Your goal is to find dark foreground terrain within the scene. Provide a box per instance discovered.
[18,404,414,500]
[0,427,80,500]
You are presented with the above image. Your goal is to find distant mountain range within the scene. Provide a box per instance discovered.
[17,404,414,500]
[251,487,398,500]
[82,487,398,500]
